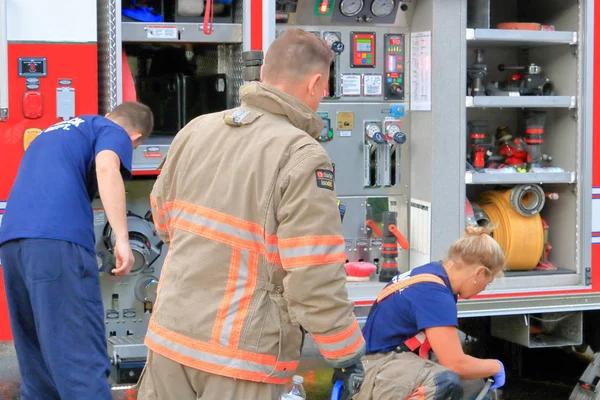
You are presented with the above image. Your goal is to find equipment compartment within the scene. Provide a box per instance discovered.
[463,0,586,290]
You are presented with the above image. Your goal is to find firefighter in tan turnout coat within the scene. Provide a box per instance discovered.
[137,29,366,400]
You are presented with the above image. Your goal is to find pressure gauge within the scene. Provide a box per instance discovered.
[340,0,364,17]
[324,32,341,48]
[386,123,406,144]
[371,0,395,17]
[366,123,385,144]
[385,123,401,138]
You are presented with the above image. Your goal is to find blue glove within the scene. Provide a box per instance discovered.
[490,360,505,390]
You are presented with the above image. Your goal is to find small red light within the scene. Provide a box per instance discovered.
[318,0,330,14]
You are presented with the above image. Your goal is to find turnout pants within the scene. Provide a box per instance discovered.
[0,239,111,400]
[137,350,284,400]
[354,352,489,400]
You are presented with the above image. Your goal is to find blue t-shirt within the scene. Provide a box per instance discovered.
[0,116,133,253]
[362,262,458,354]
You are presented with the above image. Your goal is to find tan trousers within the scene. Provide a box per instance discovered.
[136,350,284,400]
[354,352,488,400]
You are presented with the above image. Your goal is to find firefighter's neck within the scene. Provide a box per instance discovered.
[442,260,477,295]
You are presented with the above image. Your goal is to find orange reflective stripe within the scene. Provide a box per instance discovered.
[150,195,168,232]
[282,253,347,269]
[313,319,364,360]
[404,331,427,351]
[407,386,425,400]
[146,320,298,384]
[211,248,242,345]
[376,274,446,303]
[150,195,166,218]
[164,200,263,234]
[279,235,347,269]
[279,235,346,248]
[161,200,280,256]
[229,251,259,348]
[151,213,168,233]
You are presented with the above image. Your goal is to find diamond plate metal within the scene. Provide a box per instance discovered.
[233,0,243,23]
[98,0,120,114]
[218,44,243,108]
[195,46,219,76]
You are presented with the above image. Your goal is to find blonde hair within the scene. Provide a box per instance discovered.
[445,226,506,276]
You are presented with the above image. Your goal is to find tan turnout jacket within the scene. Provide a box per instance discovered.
[147,82,365,384]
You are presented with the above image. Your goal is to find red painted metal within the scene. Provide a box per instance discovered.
[0,43,98,340]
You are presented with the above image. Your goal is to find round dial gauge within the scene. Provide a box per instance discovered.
[386,123,401,137]
[366,123,381,139]
[340,0,364,17]
[371,0,395,17]
[324,32,341,48]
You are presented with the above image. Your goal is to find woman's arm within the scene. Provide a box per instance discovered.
[425,326,501,380]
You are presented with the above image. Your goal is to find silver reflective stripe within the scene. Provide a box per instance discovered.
[146,329,295,379]
[152,211,167,226]
[316,326,362,355]
[280,243,346,259]
[220,249,249,346]
[171,208,267,248]
[265,242,279,255]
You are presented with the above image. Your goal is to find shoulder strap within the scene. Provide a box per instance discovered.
[376,273,446,303]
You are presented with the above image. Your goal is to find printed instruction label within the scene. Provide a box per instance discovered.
[363,74,383,96]
[341,74,362,96]
[339,131,352,137]
[410,31,432,111]
[146,25,178,39]
[337,112,355,130]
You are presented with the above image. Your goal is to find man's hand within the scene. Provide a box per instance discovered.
[112,238,134,276]
[331,362,365,400]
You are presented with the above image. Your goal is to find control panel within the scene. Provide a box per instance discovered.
[351,32,375,68]
[275,24,411,274]
[317,112,334,142]
[383,34,405,100]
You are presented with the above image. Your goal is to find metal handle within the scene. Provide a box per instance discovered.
[0,0,8,121]
[474,378,494,400]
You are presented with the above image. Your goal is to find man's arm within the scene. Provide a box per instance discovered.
[277,146,365,368]
[96,150,134,276]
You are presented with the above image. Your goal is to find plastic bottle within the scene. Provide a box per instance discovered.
[280,375,307,400]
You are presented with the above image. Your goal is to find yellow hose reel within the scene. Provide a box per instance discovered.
[476,186,545,271]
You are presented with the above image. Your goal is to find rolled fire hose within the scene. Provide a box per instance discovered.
[477,189,545,271]
[509,184,545,216]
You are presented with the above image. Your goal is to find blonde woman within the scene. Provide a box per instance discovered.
[356,226,506,400]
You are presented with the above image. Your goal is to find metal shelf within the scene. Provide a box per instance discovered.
[465,171,576,185]
[466,96,577,109]
[122,22,243,43]
[466,29,578,47]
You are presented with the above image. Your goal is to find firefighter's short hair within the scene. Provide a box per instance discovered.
[262,28,334,82]
[108,101,154,139]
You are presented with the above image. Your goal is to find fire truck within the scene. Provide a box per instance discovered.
[1,0,600,391]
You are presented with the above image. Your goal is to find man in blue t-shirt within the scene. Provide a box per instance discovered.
[0,102,153,400]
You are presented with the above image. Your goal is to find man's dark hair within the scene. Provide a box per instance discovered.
[108,101,154,139]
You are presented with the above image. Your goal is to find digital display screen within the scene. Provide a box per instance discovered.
[389,38,401,45]
[387,55,396,72]
[356,41,372,52]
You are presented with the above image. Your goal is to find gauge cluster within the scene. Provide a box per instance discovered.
[333,0,404,24]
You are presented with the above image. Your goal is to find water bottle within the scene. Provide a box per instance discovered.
[280,375,306,400]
